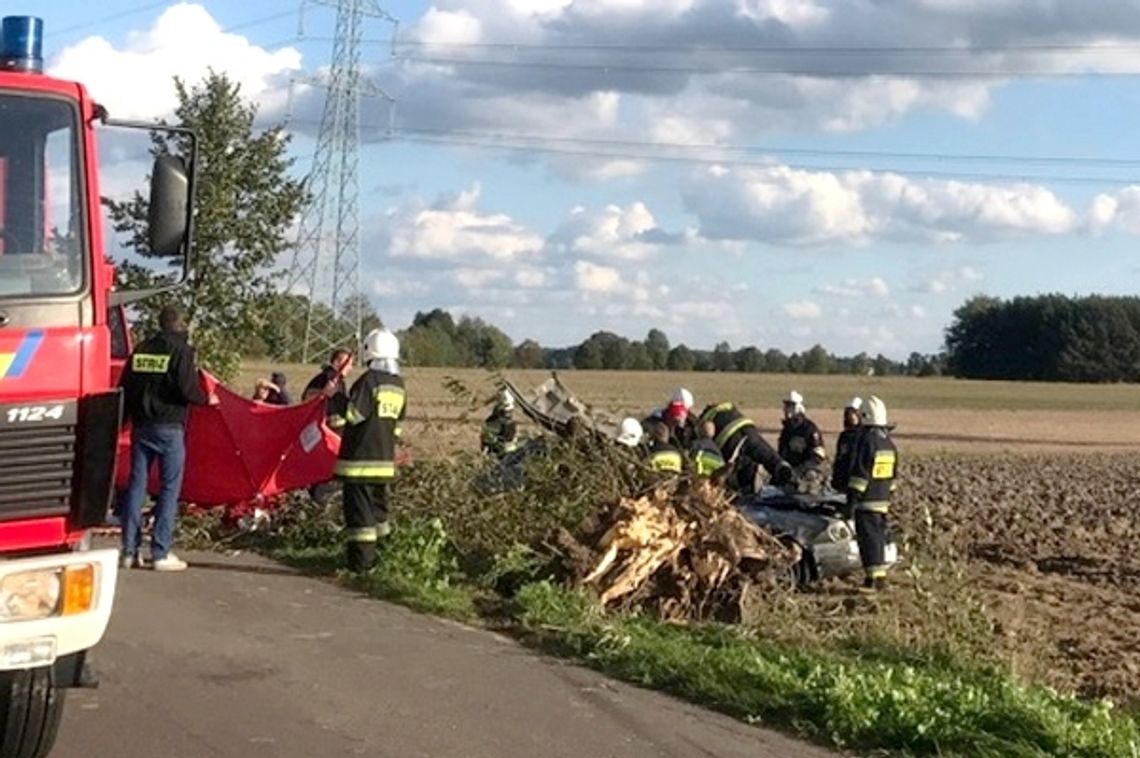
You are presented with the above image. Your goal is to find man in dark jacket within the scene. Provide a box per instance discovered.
[777,391,827,470]
[304,348,354,505]
[830,397,862,492]
[481,389,519,458]
[698,401,793,493]
[331,329,406,572]
[846,396,898,591]
[119,305,216,572]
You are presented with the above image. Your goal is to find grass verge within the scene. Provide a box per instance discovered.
[183,507,1140,758]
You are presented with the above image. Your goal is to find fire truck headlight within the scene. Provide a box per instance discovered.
[0,570,62,622]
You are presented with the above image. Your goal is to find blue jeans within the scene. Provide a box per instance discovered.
[122,424,186,561]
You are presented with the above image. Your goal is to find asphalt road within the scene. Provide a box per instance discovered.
[53,549,833,758]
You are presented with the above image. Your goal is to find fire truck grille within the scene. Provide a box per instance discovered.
[0,424,75,519]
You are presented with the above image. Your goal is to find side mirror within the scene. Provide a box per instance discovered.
[148,155,189,258]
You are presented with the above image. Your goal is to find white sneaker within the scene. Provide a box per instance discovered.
[151,554,188,572]
[120,555,147,570]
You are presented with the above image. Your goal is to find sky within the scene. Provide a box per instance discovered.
[19,0,1140,358]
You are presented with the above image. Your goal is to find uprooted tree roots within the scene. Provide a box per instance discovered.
[552,480,801,622]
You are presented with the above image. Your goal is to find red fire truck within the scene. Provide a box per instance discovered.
[0,16,195,756]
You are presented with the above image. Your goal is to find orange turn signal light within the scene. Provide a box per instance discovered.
[60,565,95,616]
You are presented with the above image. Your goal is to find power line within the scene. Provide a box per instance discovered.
[396,127,1140,169]
[394,39,1140,54]
[400,56,1140,78]
[394,133,1140,186]
[46,1,172,38]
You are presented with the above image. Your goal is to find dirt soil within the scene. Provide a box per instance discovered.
[890,453,1140,703]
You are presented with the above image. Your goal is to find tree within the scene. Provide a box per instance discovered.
[645,329,670,370]
[666,345,696,372]
[627,342,654,370]
[763,348,789,373]
[802,344,832,374]
[339,293,383,337]
[734,346,764,373]
[105,71,306,380]
[513,339,546,369]
[712,341,734,372]
[455,316,513,369]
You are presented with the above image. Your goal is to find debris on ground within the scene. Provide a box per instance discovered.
[553,480,800,621]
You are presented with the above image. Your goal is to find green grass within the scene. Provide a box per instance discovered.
[513,582,1140,757]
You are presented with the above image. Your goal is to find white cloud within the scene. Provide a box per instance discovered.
[548,202,679,260]
[1087,187,1140,235]
[49,3,300,121]
[687,165,1079,246]
[574,261,623,293]
[783,300,823,319]
[910,265,985,294]
[387,184,543,261]
[818,277,890,298]
[455,268,505,288]
[514,268,549,287]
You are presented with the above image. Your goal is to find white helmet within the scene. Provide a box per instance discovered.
[362,328,399,362]
[845,397,863,411]
[616,417,644,447]
[862,395,888,427]
[783,390,805,416]
[499,388,515,412]
[671,387,694,410]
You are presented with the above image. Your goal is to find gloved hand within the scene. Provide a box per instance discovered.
[771,462,795,487]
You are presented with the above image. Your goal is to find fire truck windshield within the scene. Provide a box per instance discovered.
[0,92,84,298]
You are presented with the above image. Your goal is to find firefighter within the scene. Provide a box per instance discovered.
[689,420,726,479]
[777,390,827,471]
[830,397,863,492]
[331,329,406,573]
[846,396,897,591]
[615,417,644,449]
[646,419,684,474]
[481,389,519,458]
[119,305,218,572]
[698,401,793,492]
[303,347,354,505]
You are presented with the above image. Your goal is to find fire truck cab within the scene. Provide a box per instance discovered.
[0,16,194,756]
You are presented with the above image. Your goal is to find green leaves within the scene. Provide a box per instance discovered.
[105,71,307,380]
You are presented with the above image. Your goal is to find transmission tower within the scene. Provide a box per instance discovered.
[282,0,396,363]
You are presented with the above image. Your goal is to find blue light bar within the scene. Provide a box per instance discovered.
[1,16,44,74]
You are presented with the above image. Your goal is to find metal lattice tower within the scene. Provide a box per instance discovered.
[282,0,396,363]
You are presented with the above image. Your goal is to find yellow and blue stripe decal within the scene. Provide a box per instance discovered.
[0,331,44,380]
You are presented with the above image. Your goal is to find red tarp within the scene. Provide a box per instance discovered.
[114,372,342,506]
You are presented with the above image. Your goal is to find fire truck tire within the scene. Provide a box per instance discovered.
[0,668,64,758]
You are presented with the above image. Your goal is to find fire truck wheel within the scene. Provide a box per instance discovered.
[0,667,64,758]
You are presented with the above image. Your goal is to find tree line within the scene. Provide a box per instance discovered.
[946,294,1140,382]
[389,307,947,377]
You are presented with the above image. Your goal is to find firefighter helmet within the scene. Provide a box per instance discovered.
[362,329,399,362]
[862,396,888,427]
[616,417,644,447]
[671,387,694,410]
[499,388,515,412]
[783,390,805,417]
[845,397,863,411]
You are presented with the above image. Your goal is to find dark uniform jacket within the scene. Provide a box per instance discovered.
[120,330,207,427]
[778,416,827,469]
[846,426,898,513]
[304,365,349,430]
[647,439,684,473]
[689,438,726,477]
[333,370,406,482]
[831,426,861,491]
[481,407,519,457]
